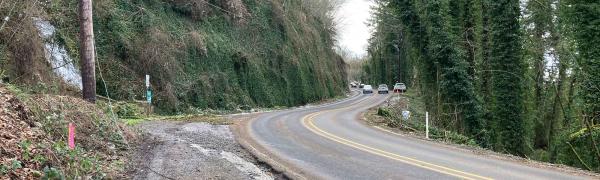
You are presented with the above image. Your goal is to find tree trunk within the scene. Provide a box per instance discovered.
[79,0,96,102]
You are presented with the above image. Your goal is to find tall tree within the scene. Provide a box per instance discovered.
[460,0,477,79]
[526,0,553,149]
[420,0,484,142]
[474,0,493,145]
[565,0,600,126]
[488,0,526,155]
[79,0,96,102]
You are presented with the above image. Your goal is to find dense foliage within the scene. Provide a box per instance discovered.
[0,0,348,113]
[364,0,600,171]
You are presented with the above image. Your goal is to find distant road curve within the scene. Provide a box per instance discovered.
[234,91,596,180]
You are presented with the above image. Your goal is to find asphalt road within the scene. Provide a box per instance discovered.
[236,91,595,180]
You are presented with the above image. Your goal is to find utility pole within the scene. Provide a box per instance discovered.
[79,0,96,102]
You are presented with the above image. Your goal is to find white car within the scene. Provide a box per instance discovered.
[363,85,373,94]
[378,84,389,94]
[393,83,407,93]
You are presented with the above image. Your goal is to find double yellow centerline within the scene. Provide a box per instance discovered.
[300,95,493,180]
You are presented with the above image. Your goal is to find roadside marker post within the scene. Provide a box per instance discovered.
[145,75,150,88]
[425,112,429,139]
[68,123,75,150]
[145,75,152,116]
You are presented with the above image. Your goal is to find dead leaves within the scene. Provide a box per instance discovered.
[0,85,47,179]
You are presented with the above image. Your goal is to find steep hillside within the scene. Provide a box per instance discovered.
[0,0,347,113]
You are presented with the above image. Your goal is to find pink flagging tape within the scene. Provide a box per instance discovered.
[68,123,75,150]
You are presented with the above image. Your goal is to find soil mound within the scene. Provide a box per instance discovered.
[0,85,48,179]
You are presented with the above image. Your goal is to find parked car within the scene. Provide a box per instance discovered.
[362,85,373,94]
[378,84,389,94]
[359,84,365,88]
[393,83,407,93]
[350,82,357,88]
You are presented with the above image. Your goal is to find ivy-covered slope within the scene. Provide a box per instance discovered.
[1,0,348,113]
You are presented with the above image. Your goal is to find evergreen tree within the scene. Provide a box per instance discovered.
[488,0,526,155]
[365,0,600,170]
[421,0,485,143]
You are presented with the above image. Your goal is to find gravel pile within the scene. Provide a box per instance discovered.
[131,121,278,180]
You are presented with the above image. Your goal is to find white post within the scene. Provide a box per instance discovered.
[145,74,151,105]
[145,75,150,88]
[145,75,151,116]
[425,112,429,139]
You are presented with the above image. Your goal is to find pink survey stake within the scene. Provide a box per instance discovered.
[68,123,75,149]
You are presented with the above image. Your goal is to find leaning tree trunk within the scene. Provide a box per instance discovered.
[79,0,96,102]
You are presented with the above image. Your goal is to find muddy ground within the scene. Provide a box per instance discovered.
[128,118,285,180]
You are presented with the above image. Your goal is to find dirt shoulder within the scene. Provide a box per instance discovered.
[128,117,285,180]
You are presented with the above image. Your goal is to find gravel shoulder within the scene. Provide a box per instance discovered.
[128,119,285,180]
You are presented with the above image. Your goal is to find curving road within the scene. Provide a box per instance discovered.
[234,91,595,180]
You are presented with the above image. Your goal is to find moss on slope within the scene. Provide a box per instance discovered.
[1,0,348,114]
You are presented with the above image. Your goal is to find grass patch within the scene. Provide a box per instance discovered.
[123,114,230,126]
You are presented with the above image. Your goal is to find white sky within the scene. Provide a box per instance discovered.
[335,0,375,58]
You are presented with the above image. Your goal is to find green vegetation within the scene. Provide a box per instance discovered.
[372,92,478,147]
[365,0,600,171]
[0,0,347,114]
[488,0,526,155]
[0,84,130,179]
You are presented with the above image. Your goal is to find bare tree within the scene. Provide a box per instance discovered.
[79,0,96,102]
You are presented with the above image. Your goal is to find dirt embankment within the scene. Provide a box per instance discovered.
[1,84,134,179]
[0,85,48,178]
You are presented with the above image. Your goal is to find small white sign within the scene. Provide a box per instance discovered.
[402,110,410,120]
[145,75,150,88]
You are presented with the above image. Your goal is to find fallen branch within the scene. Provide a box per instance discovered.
[584,118,600,171]
[566,141,592,171]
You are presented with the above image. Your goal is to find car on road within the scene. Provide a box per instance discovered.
[359,84,365,88]
[378,84,389,94]
[393,83,407,93]
[362,85,373,94]
[350,82,357,88]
